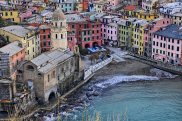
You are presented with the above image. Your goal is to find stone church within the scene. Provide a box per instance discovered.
[16,9,84,103]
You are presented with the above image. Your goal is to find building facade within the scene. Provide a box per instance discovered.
[0,25,41,60]
[51,8,68,50]
[152,24,182,65]
[143,18,172,57]
[0,41,25,80]
[17,49,81,103]
[39,25,51,52]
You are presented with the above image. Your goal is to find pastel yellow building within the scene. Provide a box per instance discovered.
[0,25,41,60]
[135,10,159,21]
[131,19,148,55]
[1,10,20,23]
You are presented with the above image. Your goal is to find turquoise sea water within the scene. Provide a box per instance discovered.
[44,75,182,121]
[88,77,182,121]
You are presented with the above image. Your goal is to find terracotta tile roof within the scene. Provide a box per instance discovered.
[124,5,136,11]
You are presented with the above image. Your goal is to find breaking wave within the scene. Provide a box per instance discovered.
[95,75,159,88]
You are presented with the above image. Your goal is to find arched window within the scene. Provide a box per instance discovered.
[27,65,34,71]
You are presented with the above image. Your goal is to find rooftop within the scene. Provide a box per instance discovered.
[66,14,86,23]
[154,24,182,40]
[0,41,24,56]
[31,49,74,73]
[124,5,136,11]
[0,25,30,37]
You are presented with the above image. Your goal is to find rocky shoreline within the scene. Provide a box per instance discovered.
[30,58,180,121]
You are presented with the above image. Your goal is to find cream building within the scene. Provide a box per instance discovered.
[0,25,41,60]
[51,8,68,50]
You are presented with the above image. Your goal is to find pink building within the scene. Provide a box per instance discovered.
[144,18,172,57]
[19,7,38,22]
[152,24,182,65]
[67,33,77,51]
[108,0,120,6]
[0,41,25,80]
[101,16,119,46]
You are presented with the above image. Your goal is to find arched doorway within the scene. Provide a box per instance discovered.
[85,44,90,48]
[48,92,56,102]
[93,42,98,48]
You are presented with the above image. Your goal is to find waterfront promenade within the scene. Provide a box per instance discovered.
[128,53,182,76]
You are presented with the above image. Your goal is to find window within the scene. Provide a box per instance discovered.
[51,71,55,78]
[153,41,155,45]
[56,34,58,39]
[44,35,46,39]
[172,46,174,50]
[61,34,63,39]
[177,40,180,44]
[43,29,46,32]
[177,47,179,51]
[172,39,174,43]
[72,25,74,28]
[48,35,51,38]
[168,45,170,49]
[44,42,46,46]
[27,65,34,71]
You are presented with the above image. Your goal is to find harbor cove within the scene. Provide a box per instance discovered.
[42,59,182,121]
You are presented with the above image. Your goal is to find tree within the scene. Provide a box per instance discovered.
[89,54,94,65]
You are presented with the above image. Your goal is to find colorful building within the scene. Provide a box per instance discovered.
[56,0,75,13]
[1,10,20,23]
[0,41,25,80]
[66,13,102,49]
[19,7,38,22]
[118,18,137,50]
[131,19,148,55]
[159,2,182,26]
[142,0,158,11]
[135,10,159,21]
[143,18,172,57]
[108,0,120,6]
[39,24,51,52]
[93,1,107,13]
[152,24,182,65]
[0,25,41,60]
[101,16,119,46]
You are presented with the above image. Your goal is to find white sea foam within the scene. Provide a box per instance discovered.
[95,75,159,88]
